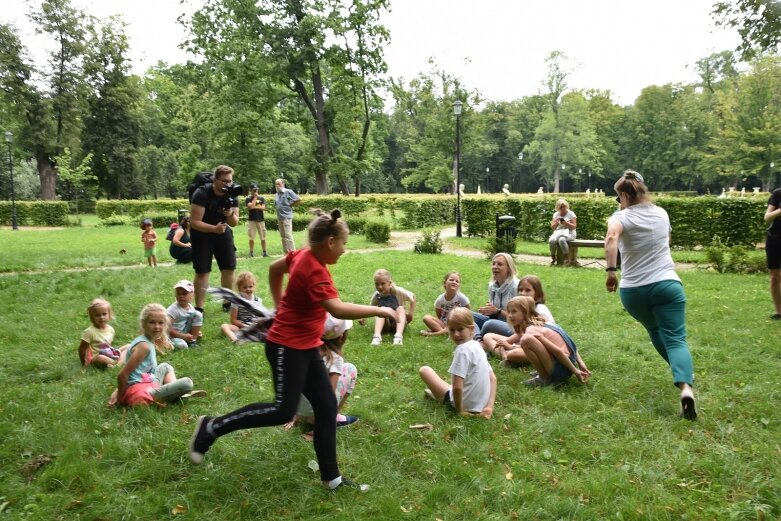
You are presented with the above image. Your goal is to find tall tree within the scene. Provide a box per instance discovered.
[713,0,781,59]
[82,16,142,198]
[186,0,390,195]
[28,0,92,199]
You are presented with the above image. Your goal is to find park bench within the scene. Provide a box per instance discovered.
[554,239,608,267]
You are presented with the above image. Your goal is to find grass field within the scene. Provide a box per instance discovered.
[0,225,779,520]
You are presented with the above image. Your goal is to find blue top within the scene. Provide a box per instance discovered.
[125,335,158,386]
[275,188,300,219]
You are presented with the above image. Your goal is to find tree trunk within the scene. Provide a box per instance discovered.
[36,146,57,200]
[311,66,331,195]
[553,166,561,193]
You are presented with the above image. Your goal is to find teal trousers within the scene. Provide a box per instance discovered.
[619,280,694,386]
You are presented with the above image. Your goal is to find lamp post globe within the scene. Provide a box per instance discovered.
[453,100,463,237]
[5,131,17,230]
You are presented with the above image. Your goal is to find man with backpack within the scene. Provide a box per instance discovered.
[189,165,240,315]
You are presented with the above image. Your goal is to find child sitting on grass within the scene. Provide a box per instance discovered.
[167,280,203,349]
[509,296,591,387]
[220,271,263,343]
[419,308,496,418]
[110,303,204,407]
[284,314,359,439]
[367,268,416,346]
[420,271,470,337]
[78,298,125,369]
[481,275,555,364]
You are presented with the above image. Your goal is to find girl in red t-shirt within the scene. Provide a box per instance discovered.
[189,209,395,490]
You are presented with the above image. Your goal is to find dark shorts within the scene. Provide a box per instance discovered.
[191,228,237,274]
[442,390,456,411]
[549,359,573,383]
[766,234,781,270]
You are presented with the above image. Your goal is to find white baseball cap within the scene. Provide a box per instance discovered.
[322,314,353,340]
[173,280,194,293]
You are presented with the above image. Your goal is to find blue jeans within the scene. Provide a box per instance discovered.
[619,280,694,386]
[471,312,510,339]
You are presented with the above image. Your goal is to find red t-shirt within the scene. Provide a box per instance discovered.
[266,248,339,349]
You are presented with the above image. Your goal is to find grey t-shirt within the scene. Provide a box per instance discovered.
[608,203,680,288]
[275,188,300,220]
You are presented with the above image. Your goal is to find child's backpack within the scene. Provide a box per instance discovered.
[166,223,179,241]
[187,171,214,202]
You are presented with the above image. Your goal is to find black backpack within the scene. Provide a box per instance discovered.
[166,226,177,241]
[188,171,214,202]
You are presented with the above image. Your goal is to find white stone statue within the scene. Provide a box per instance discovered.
[502,184,511,196]
[718,188,727,199]
[537,186,544,194]
[458,183,465,197]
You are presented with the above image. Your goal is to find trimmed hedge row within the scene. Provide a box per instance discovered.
[91,194,768,247]
[96,195,456,230]
[462,195,768,247]
[0,201,69,226]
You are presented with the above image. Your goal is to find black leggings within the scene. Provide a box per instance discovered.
[210,341,339,481]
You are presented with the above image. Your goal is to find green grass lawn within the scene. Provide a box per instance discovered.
[0,228,779,519]
[0,222,386,273]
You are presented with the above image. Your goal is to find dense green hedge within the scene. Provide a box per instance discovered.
[96,195,455,231]
[462,195,768,247]
[0,201,69,226]
[91,194,768,247]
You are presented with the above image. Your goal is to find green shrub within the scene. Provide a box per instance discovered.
[0,201,69,226]
[414,230,443,254]
[345,216,368,234]
[364,220,390,243]
[705,236,766,273]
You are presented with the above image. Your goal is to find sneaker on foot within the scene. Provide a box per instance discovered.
[523,375,548,388]
[370,335,382,346]
[249,251,255,257]
[680,387,697,421]
[423,388,436,401]
[189,415,215,464]
[392,334,403,346]
[262,251,269,257]
[337,415,359,427]
[327,477,366,491]
[771,313,781,320]
[180,390,207,399]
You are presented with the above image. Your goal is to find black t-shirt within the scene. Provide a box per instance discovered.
[191,184,239,226]
[246,194,265,221]
[768,189,781,235]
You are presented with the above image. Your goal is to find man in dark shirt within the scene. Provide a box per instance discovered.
[190,165,240,314]
[246,182,267,257]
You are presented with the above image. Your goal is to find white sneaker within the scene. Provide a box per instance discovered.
[393,335,403,346]
[370,335,382,346]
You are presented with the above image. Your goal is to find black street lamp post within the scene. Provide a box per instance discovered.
[454,100,463,237]
[5,131,18,230]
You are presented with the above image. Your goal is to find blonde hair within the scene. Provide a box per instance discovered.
[446,307,475,333]
[442,271,460,285]
[555,198,569,211]
[138,303,173,353]
[235,271,257,291]
[614,170,650,205]
[507,296,545,334]
[491,253,517,283]
[518,275,546,304]
[308,208,349,246]
[87,298,114,323]
[374,268,392,281]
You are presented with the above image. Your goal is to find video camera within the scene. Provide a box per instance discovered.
[221,183,244,210]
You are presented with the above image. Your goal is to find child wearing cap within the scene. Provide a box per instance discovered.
[284,314,359,439]
[141,218,158,267]
[167,280,203,349]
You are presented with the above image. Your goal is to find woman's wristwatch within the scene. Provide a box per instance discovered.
[605,267,617,272]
